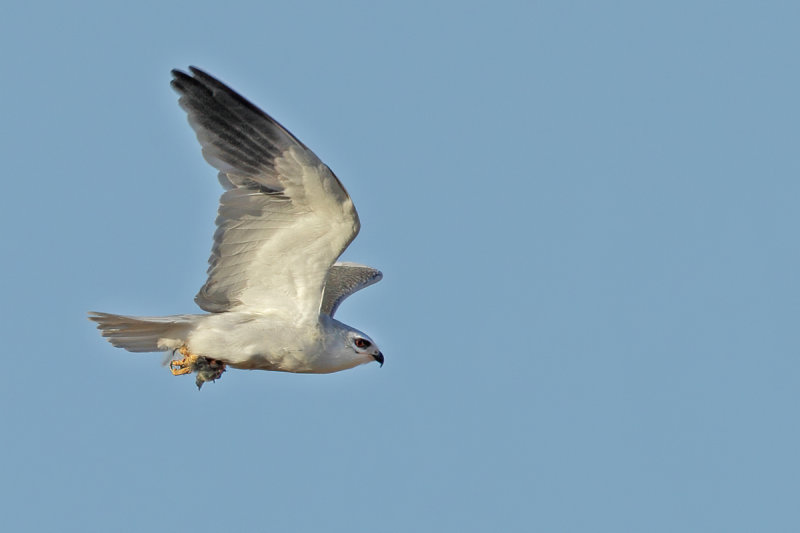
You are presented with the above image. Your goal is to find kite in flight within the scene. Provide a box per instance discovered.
[89,67,384,388]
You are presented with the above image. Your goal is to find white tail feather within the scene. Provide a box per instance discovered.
[88,312,199,353]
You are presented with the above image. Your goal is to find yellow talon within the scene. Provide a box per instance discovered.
[169,346,199,376]
[169,364,193,376]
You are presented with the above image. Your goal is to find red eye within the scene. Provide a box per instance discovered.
[354,338,371,349]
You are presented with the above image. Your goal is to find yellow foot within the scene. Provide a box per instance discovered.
[169,346,199,376]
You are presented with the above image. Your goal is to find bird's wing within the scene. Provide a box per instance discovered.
[171,67,360,321]
[321,262,383,317]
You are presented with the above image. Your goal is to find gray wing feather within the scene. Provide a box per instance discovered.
[170,67,313,193]
[321,262,383,317]
[170,67,360,317]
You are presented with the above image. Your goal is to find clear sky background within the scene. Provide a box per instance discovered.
[2,1,798,531]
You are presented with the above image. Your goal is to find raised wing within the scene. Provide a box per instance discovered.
[171,67,360,321]
[321,262,383,317]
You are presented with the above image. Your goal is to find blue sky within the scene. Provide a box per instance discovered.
[2,1,799,531]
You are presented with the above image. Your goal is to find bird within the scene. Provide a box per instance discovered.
[89,67,384,389]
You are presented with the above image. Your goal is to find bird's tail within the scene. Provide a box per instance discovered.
[88,312,199,353]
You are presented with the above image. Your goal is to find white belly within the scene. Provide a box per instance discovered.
[184,311,319,372]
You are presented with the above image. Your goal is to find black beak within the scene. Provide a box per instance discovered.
[372,352,384,367]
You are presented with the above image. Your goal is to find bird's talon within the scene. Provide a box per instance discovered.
[168,347,226,387]
[169,347,200,375]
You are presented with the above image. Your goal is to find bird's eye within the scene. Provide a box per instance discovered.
[354,338,371,349]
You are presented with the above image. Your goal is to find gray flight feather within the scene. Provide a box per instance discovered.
[321,262,383,317]
[170,67,360,317]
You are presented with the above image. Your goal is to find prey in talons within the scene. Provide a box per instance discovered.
[170,346,226,389]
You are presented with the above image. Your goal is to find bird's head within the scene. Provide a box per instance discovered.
[319,315,384,370]
[348,330,384,367]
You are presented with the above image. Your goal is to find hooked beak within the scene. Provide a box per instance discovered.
[372,351,384,367]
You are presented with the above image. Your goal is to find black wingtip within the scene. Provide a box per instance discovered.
[170,67,223,96]
[185,67,234,94]
[171,67,190,79]
[171,67,208,82]
[169,68,191,91]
